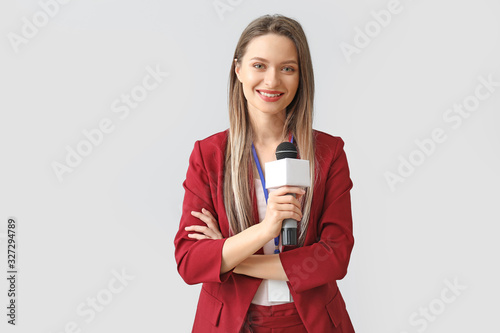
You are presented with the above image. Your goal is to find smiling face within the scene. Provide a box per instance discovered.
[235,33,300,120]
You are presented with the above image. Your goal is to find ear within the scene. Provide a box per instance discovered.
[234,59,241,82]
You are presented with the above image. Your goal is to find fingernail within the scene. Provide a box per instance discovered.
[202,208,206,212]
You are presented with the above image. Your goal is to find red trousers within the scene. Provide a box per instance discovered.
[240,302,308,333]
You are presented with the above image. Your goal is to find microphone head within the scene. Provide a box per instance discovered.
[276,142,298,160]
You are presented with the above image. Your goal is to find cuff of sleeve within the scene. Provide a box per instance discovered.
[217,238,234,283]
[219,267,234,283]
[279,249,306,293]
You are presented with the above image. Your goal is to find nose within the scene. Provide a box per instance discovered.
[264,67,280,87]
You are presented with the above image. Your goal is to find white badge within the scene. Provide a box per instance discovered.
[268,280,291,302]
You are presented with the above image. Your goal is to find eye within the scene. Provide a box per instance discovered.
[253,63,265,69]
[282,66,296,73]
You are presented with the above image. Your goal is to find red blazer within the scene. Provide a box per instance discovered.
[174,129,355,332]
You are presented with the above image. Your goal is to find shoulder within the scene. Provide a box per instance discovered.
[313,129,342,144]
[312,130,352,188]
[313,129,346,158]
[197,129,228,150]
[189,129,228,164]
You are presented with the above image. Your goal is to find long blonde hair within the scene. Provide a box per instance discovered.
[224,14,315,247]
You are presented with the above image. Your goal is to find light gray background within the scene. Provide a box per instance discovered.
[1,0,499,332]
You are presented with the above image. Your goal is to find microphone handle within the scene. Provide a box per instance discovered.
[281,193,298,246]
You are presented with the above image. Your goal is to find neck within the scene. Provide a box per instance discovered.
[250,110,287,147]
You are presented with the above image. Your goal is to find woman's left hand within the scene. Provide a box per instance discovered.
[185,208,223,240]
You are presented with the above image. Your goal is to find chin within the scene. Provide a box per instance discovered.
[256,105,287,115]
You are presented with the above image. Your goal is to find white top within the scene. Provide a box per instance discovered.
[250,179,294,305]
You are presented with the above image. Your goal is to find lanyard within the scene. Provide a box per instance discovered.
[251,133,294,254]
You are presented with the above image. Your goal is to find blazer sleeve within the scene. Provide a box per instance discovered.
[279,137,354,293]
[174,140,234,285]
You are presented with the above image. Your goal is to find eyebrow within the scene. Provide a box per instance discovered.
[249,57,298,65]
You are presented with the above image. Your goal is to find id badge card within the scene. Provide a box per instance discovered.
[268,280,291,302]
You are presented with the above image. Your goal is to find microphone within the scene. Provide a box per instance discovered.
[275,142,298,160]
[265,142,311,246]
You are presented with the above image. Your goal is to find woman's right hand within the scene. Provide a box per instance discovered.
[261,186,306,240]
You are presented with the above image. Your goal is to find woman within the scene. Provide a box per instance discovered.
[174,14,355,332]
